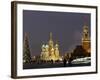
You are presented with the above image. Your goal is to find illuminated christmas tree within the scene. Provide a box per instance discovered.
[23,33,31,64]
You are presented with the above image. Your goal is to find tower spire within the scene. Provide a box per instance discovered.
[50,32,52,40]
[83,15,88,26]
[48,32,54,48]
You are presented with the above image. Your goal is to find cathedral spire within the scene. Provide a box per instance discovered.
[48,32,54,49]
[50,32,53,40]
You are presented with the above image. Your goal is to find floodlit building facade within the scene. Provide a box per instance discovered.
[40,32,61,61]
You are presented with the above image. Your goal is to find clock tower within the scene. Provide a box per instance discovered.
[82,25,91,54]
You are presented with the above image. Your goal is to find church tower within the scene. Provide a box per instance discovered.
[40,32,61,61]
[48,32,54,49]
[82,25,91,54]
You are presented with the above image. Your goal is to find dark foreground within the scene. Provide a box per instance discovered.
[23,62,91,69]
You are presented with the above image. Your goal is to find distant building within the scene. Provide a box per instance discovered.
[72,24,91,58]
[40,32,61,61]
[82,25,91,55]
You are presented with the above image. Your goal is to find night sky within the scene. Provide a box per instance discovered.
[23,10,91,57]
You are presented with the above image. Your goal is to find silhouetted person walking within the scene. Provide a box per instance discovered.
[63,58,66,67]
